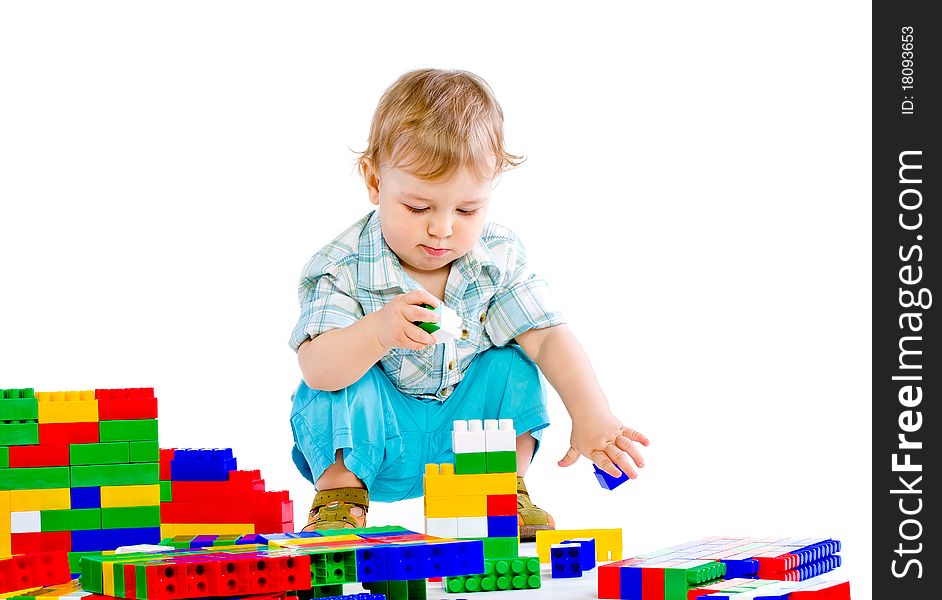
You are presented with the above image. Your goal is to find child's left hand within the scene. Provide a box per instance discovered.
[557,411,649,479]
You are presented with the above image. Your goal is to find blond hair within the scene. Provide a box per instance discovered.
[356,68,524,183]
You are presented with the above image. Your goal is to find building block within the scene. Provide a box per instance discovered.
[0,550,71,594]
[594,463,630,490]
[169,449,237,481]
[0,389,39,421]
[70,486,101,509]
[454,452,486,475]
[39,507,101,531]
[451,420,485,454]
[537,528,622,562]
[38,422,99,445]
[69,442,131,466]
[424,517,458,539]
[101,506,161,529]
[8,445,70,468]
[444,556,541,593]
[10,488,71,511]
[485,516,517,538]
[96,388,158,420]
[550,542,584,578]
[99,419,158,442]
[424,494,486,518]
[129,441,160,463]
[36,398,98,424]
[485,494,515,517]
[0,466,71,490]
[423,464,515,497]
[415,302,463,343]
[9,531,71,554]
[485,451,516,474]
[456,516,488,539]
[0,422,39,446]
[563,537,597,570]
[10,510,42,533]
[477,536,518,559]
[0,447,7,469]
[159,480,173,502]
[483,419,515,452]
[71,526,161,552]
[70,463,159,487]
[100,484,161,508]
[311,549,358,585]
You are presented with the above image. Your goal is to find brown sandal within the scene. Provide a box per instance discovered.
[301,487,369,532]
[516,476,555,542]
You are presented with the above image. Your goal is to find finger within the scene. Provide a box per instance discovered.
[620,427,650,446]
[615,436,645,468]
[405,304,439,323]
[405,324,437,347]
[403,289,440,308]
[605,443,638,479]
[557,446,579,467]
[591,449,621,478]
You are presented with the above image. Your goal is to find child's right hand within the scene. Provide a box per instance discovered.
[372,290,441,351]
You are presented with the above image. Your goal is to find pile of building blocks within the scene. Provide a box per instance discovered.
[689,577,851,599]
[158,448,293,538]
[67,526,484,600]
[597,537,844,600]
[1,388,161,571]
[425,419,519,560]
[550,537,596,579]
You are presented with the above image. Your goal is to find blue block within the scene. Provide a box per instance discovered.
[593,464,630,490]
[170,449,238,481]
[550,542,583,578]
[71,527,161,552]
[721,558,758,579]
[619,565,642,600]
[190,534,217,548]
[356,546,390,582]
[430,540,485,578]
[486,515,517,538]
[70,486,101,509]
[562,538,596,571]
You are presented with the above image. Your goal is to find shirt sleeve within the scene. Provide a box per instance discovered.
[288,254,363,352]
[484,234,566,347]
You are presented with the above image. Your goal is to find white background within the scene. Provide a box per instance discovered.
[0,2,871,599]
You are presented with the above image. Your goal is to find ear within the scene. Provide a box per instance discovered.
[361,159,381,206]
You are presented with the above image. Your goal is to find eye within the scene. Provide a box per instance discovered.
[404,205,429,214]
[456,208,479,216]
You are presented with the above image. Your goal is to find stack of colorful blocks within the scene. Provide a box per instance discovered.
[1,387,161,572]
[598,536,844,600]
[158,448,293,538]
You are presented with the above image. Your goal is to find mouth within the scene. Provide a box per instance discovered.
[421,245,450,257]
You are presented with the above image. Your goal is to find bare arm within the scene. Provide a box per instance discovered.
[298,311,388,391]
[516,324,649,478]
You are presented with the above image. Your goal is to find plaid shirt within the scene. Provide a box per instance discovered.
[290,210,566,401]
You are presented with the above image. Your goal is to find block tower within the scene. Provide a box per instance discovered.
[1,387,161,572]
[425,419,541,593]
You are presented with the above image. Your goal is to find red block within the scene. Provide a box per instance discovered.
[198,502,253,524]
[597,563,621,599]
[8,444,70,467]
[124,564,137,599]
[486,494,516,516]
[96,388,155,401]
[642,566,665,600]
[171,481,259,503]
[99,396,158,420]
[10,531,71,555]
[160,448,176,480]
[790,581,851,600]
[0,550,71,594]
[38,422,99,445]
[160,502,203,523]
[253,521,294,534]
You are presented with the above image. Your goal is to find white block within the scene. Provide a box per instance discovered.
[484,418,516,452]
[116,544,175,554]
[10,510,41,533]
[430,304,464,343]
[452,419,485,453]
[425,517,459,539]
[456,516,488,538]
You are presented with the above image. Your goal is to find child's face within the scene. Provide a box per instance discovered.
[368,164,491,273]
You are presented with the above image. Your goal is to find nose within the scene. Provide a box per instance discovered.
[427,212,453,239]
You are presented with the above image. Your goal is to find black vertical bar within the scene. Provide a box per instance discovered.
[874,1,939,597]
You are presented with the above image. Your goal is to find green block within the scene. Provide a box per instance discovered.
[311,549,358,585]
[1,387,34,399]
[99,419,158,442]
[159,479,173,502]
[0,466,70,490]
[70,462,159,487]
[113,556,126,595]
[101,505,161,529]
[0,422,39,446]
[0,447,8,469]
[41,508,101,531]
[485,451,517,473]
[129,440,159,462]
[69,442,130,465]
[82,555,103,594]
[69,551,104,574]
[445,556,540,593]
[476,536,518,559]
[0,396,39,421]
[136,563,148,598]
[664,561,726,600]
[309,584,344,598]
[455,452,487,475]
[213,534,241,546]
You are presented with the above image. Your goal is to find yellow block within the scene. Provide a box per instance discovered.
[0,532,9,554]
[160,523,174,539]
[535,528,623,562]
[100,484,160,507]
[165,523,255,536]
[423,463,515,497]
[424,494,487,518]
[0,492,9,535]
[36,390,95,402]
[37,399,98,423]
[102,559,115,596]
[10,488,70,511]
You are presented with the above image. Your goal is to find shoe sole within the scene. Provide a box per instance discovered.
[518,524,554,542]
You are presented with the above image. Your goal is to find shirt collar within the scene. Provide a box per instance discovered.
[356,209,501,294]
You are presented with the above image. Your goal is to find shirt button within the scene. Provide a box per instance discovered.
[440,387,451,398]
[448,360,456,370]
[479,312,486,323]
[460,329,470,340]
